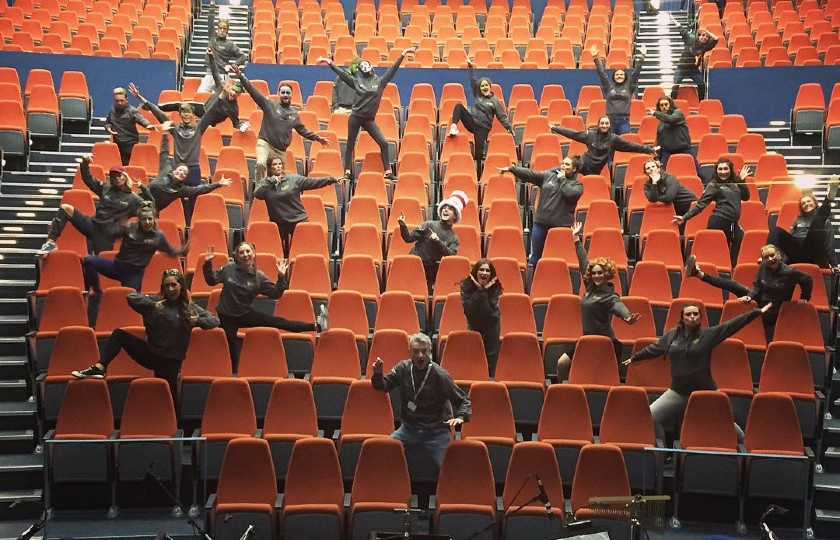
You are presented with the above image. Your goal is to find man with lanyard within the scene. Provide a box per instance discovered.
[371,333,471,467]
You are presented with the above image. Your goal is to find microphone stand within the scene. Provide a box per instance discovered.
[146,469,213,540]
[11,500,47,540]
[463,474,545,540]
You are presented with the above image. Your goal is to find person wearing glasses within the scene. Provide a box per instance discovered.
[231,65,330,181]
[72,268,219,398]
[682,245,812,341]
[83,201,190,324]
[203,241,329,370]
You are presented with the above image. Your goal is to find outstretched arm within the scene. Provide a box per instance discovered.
[380,47,415,85]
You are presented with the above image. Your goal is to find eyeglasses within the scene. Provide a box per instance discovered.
[163,268,181,276]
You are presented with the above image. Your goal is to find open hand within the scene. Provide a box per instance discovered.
[671,216,685,226]
[402,47,417,57]
[624,313,642,325]
[277,258,289,276]
[485,277,498,289]
[317,135,331,147]
[80,154,93,164]
[498,165,512,173]
[589,44,598,57]
[127,82,142,100]
[205,244,216,260]
[316,56,333,65]
[571,221,583,238]
[230,64,242,77]
[445,418,464,427]
[739,165,751,178]
[218,175,233,186]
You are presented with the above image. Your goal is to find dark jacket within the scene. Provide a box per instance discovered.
[204,7,248,75]
[630,309,761,395]
[143,100,215,167]
[115,222,181,267]
[575,239,631,339]
[467,65,512,131]
[790,193,837,266]
[676,27,719,68]
[329,55,404,118]
[595,55,643,118]
[201,58,242,129]
[551,125,654,173]
[653,106,691,151]
[643,173,697,216]
[240,74,321,151]
[252,173,336,226]
[400,220,460,268]
[460,278,502,331]
[683,178,750,222]
[203,260,288,317]
[127,292,219,360]
[331,75,356,111]
[80,160,152,234]
[748,262,812,310]
[105,103,151,146]
[372,360,471,429]
[509,166,583,227]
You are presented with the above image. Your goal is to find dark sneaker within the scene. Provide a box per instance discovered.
[684,255,699,278]
[384,171,397,181]
[36,241,58,256]
[316,305,329,332]
[72,364,106,379]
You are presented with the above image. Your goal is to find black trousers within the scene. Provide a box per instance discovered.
[219,310,314,369]
[48,207,116,254]
[768,201,833,266]
[706,215,744,267]
[450,103,491,164]
[346,115,390,172]
[100,328,182,398]
[700,273,778,342]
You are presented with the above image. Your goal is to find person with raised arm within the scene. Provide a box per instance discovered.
[670,13,719,100]
[592,43,647,135]
[203,241,328,369]
[550,115,656,175]
[198,0,248,93]
[72,268,219,398]
[647,95,704,180]
[318,47,416,181]
[460,258,503,375]
[447,58,514,169]
[104,86,157,165]
[556,221,642,380]
[642,158,697,217]
[671,157,751,266]
[624,302,773,442]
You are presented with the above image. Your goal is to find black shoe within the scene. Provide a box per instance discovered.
[384,171,397,181]
[72,364,106,379]
[684,255,699,278]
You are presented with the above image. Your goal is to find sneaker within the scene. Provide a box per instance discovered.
[316,305,329,332]
[448,124,460,137]
[684,255,699,278]
[828,176,839,201]
[36,241,58,256]
[384,171,397,181]
[72,364,106,379]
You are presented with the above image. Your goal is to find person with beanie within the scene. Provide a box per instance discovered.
[499,154,583,267]
[399,190,468,291]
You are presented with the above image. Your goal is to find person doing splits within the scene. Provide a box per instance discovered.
[72,268,220,397]
[371,333,471,467]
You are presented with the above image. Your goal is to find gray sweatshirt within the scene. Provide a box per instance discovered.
[252,173,336,225]
[329,55,404,118]
[105,103,151,146]
[595,56,643,118]
[683,179,750,222]
[240,75,321,150]
[509,166,582,227]
[399,220,460,268]
[203,260,288,317]
[127,292,219,360]
[467,65,512,131]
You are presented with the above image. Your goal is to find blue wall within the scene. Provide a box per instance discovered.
[708,66,840,125]
[0,51,177,117]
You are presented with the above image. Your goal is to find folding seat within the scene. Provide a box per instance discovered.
[288,254,332,311]
[439,330,489,391]
[0,99,28,158]
[612,296,657,364]
[628,260,674,334]
[587,227,629,292]
[193,378,257,504]
[571,444,631,538]
[236,327,288,421]
[599,386,662,493]
[718,114,749,147]
[495,333,546,430]
[773,302,827,385]
[678,267,727,326]
[567,335,620,430]
[742,392,812,531]
[697,98,725,129]
[428,255,470,331]
[39,326,100,424]
[27,287,87,374]
[337,379,394,483]
[704,337,755,429]
[529,257,573,332]
[374,290,422,335]
[625,337,671,401]
[434,440,496,540]
[688,228,732,277]
[541,294,583,378]
[460,382,517,485]
[44,379,113,511]
[282,437,345,540]
[501,441,566,539]
[758,341,820,443]
[139,253,182,294]
[26,84,60,140]
[435,291,469,356]
[384,255,428,330]
[92,286,142,348]
[499,292,537,338]
[485,227,528,273]
[179,328,233,422]
[310,328,361,427]
[29,249,83,324]
[336,254,381,329]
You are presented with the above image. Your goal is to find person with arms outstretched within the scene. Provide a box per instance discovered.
[670,13,718,100]
[551,115,656,175]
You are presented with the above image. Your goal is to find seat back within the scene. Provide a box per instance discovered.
[680,391,738,450]
[120,378,177,438]
[55,379,113,438]
[201,379,257,436]
[570,444,630,513]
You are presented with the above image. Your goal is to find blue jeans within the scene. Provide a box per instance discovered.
[391,423,451,467]
[529,222,552,266]
[610,116,631,135]
[83,256,144,294]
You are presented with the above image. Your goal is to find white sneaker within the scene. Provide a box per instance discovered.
[316,305,329,332]
[36,241,58,256]
[448,124,460,137]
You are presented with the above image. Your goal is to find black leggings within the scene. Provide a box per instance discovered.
[346,115,390,172]
[768,201,833,266]
[699,273,778,342]
[450,103,491,163]
[48,207,116,254]
[706,215,743,267]
[100,328,182,398]
[219,310,315,369]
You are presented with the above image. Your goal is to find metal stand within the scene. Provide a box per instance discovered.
[588,494,671,540]
[146,469,213,540]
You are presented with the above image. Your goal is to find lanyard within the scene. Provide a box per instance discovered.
[410,364,432,400]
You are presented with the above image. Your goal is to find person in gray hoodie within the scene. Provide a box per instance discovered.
[318,48,416,181]
[198,0,248,93]
[624,302,771,442]
[447,59,514,170]
[769,177,839,269]
[592,43,647,135]
[231,65,330,181]
[551,115,656,175]
[642,158,697,217]
[648,95,704,180]
[71,268,219,397]
[460,258,502,375]
[252,156,338,256]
